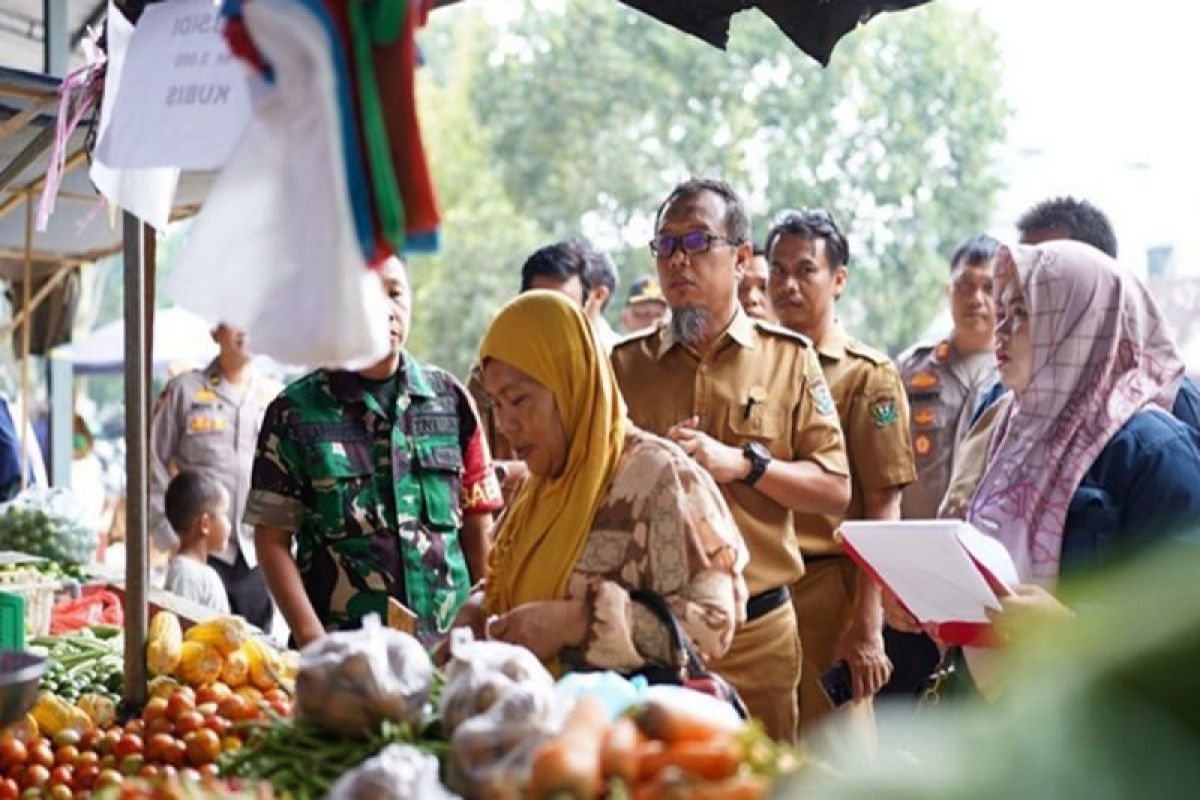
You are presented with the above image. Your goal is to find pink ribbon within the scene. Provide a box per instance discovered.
[36,28,107,233]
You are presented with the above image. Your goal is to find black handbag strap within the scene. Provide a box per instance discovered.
[629,588,706,676]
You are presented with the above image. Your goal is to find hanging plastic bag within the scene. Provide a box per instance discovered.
[168,0,390,369]
[0,488,98,565]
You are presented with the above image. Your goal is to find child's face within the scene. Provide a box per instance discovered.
[205,490,232,554]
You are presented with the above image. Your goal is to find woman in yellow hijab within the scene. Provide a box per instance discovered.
[465,290,747,673]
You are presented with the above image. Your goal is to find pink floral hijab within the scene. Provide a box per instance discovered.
[967,240,1185,584]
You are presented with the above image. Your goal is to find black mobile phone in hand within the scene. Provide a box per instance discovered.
[819,661,854,708]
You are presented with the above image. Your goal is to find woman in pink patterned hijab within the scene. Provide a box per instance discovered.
[967,239,1191,584]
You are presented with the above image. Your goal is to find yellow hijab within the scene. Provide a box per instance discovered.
[479,291,627,617]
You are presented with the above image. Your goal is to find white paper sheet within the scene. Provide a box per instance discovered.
[89,0,181,229]
[840,520,1018,625]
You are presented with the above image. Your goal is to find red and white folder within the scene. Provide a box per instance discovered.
[839,520,1019,647]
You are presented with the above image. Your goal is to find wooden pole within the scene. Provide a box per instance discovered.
[122,212,149,707]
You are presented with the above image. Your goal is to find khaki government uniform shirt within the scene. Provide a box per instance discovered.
[895,338,998,520]
[795,326,918,555]
[611,307,849,595]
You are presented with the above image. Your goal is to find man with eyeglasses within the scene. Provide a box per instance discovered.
[884,234,1000,696]
[764,209,916,736]
[611,178,851,742]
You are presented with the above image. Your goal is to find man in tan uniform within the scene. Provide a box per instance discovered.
[150,324,281,629]
[612,179,851,742]
[765,210,916,732]
[888,233,1000,695]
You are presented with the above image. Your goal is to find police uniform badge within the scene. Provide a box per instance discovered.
[810,377,836,417]
[870,396,899,427]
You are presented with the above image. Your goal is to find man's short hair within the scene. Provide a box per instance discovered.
[765,208,850,269]
[655,178,751,245]
[949,234,1000,272]
[165,471,225,536]
[752,244,767,259]
[519,240,592,298]
[1017,196,1118,258]
[582,246,619,311]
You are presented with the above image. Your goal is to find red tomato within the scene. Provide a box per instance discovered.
[49,764,73,786]
[216,695,249,722]
[0,739,26,769]
[262,688,290,706]
[137,764,160,779]
[96,730,122,757]
[74,763,99,790]
[146,716,174,737]
[78,730,101,753]
[53,745,79,768]
[27,742,55,770]
[23,763,50,788]
[94,768,122,788]
[268,698,291,718]
[164,740,187,768]
[0,777,17,800]
[197,763,220,780]
[113,733,143,761]
[173,711,205,736]
[142,697,169,724]
[46,784,73,800]
[166,691,195,721]
[118,753,144,777]
[124,719,145,738]
[184,730,220,767]
[202,715,230,737]
[144,733,175,765]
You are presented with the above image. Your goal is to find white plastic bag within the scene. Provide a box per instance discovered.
[440,631,563,797]
[326,743,457,800]
[166,0,390,369]
[295,615,433,735]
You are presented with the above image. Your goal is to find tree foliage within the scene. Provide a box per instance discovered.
[409,0,1008,378]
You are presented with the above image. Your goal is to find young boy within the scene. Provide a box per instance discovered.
[164,471,232,613]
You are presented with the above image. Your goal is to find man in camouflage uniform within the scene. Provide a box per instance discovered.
[245,258,502,647]
[764,209,916,734]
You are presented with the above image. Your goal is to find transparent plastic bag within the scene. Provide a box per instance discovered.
[294,615,433,735]
[441,631,564,798]
[327,743,458,800]
[0,487,98,565]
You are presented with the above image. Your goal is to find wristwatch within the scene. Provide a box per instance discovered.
[741,442,772,486]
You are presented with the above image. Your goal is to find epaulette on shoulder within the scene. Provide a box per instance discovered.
[753,319,813,347]
[896,340,937,367]
[612,326,659,351]
[844,339,891,367]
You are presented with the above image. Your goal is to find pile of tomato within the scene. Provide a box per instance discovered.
[0,682,293,799]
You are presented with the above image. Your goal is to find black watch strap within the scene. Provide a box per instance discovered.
[742,442,770,486]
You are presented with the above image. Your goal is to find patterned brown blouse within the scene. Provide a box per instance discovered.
[563,427,748,672]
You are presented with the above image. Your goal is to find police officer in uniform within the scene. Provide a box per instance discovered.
[888,234,1000,694]
[245,258,502,647]
[764,209,916,734]
[150,324,280,629]
[612,179,850,742]
[620,275,670,334]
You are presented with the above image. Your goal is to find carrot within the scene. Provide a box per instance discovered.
[601,715,643,784]
[637,738,741,783]
[684,775,770,800]
[528,695,610,800]
[635,698,742,744]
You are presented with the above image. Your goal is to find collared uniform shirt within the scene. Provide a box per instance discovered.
[150,361,281,566]
[243,356,503,638]
[895,338,998,520]
[795,326,917,555]
[611,307,849,595]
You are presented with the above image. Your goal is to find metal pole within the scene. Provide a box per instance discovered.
[43,0,70,77]
[20,193,32,491]
[122,212,148,707]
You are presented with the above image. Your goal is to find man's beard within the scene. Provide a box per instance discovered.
[669,305,709,346]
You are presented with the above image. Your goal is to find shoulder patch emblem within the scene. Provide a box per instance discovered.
[913,409,937,427]
[810,377,836,417]
[870,397,899,427]
[914,433,933,457]
[194,389,216,402]
[934,341,952,363]
[910,371,939,390]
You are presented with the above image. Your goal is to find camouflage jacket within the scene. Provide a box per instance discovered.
[244,356,502,638]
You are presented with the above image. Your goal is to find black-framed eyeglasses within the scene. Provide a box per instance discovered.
[649,231,743,260]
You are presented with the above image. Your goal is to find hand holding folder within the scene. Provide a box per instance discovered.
[839,520,1020,647]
